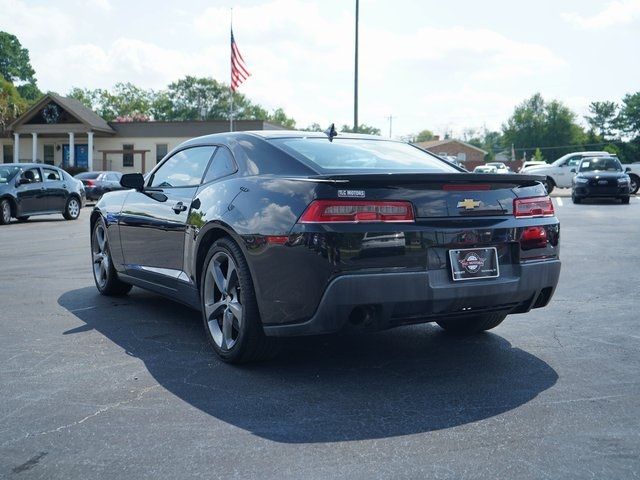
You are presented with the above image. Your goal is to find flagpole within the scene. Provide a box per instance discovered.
[229,8,234,132]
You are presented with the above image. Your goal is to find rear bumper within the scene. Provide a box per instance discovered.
[263,260,561,337]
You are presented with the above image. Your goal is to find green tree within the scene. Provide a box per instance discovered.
[585,101,618,139]
[340,124,381,135]
[502,93,585,161]
[0,74,29,130]
[533,147,544,162]
[267,107,296,129]
[415,129,435,142]
[72,76,298,125]
[618,92,640,137]
[0,32,36,84]
[301,123,324,132]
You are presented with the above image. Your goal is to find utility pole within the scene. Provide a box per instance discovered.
[354,0,359,133]
[385,114,395,138]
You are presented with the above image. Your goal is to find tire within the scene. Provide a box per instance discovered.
[571,194,582,204]
[629,174,639,195]
[63,196,81,220]
[200,237,280,364]
[543,177,555,195]
[91,218,133,295]
[621,196,630,204]
[0,199,11,225]
[436,313,507,336]
[17,216,29,222]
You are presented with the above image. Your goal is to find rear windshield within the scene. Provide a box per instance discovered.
[0,166,20,183]
[76,172,101,179]
[270,138,459,173]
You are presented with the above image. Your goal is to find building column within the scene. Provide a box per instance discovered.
[87,131,94,171]
[68,132,75,167]
[14,133,19,162]
[31,132,38,162]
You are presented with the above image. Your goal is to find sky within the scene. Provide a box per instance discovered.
[2,0,640,138]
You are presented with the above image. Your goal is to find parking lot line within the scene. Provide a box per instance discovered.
[555,197,563,207]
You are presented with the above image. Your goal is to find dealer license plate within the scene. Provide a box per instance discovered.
[449,247,500,281]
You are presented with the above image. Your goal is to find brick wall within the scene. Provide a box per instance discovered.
[420,140,486,164]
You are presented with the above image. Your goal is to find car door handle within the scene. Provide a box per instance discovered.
[172,202,188,213]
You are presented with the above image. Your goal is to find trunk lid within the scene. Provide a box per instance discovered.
[313,173,546,218]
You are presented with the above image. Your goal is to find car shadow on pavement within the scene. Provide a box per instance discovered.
[58,287,558,444]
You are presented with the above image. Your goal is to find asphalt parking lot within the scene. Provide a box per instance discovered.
[1,197,639,479]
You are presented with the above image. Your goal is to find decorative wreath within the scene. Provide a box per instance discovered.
[42,103,61,124]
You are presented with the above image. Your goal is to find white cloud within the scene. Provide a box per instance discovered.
[36,39,217,91]
[562,0,640,29]
[0,0,74,43]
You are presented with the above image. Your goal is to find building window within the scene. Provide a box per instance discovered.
[457,152,466,162]
[44,145,55,165]
[123,144,134,167]
[156,144,168,164]
[2,144,13,163]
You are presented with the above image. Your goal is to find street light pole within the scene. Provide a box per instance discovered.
[386,114,394,138]
[354,0,359,133]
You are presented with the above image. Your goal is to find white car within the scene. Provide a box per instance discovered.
[519,161,546,172]
[520,151,614,193]
[473,165,498,174]
[485,162,510,174]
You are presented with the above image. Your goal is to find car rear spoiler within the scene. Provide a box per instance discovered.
[307,173,546,188]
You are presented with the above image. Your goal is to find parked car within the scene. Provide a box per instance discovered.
[75,171,123,201]
[0,163,85,225]
[485,162,510,174]
[571,156,632,204]
[520,151,613,193]
[90,131,560,363]
[519,161,546,172]
[473,165,498,174]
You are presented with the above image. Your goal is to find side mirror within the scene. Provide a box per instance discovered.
[625,167,632,173]
[120,173,145,191]
[570,168,576,173]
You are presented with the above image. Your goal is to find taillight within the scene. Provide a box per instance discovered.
[520,226,548,250]
[86,179,95,186]
[299,200,415,223]
[513,196,554,218]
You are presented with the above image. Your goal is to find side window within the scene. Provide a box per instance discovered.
[43,167,61,181]
[107,173,119,181]
[567,157,581,167]
[156,144,168,164]
[123,144,134,167]
[203,147,237,183]
[150,146,215,188]
[21,168,42,183]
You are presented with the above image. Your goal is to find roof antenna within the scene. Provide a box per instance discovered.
[324,123,338,142]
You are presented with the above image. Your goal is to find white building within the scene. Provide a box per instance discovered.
[1,93,284,173]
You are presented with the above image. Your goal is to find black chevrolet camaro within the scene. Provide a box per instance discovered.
[91,131,561,363]
[0,163,85,225]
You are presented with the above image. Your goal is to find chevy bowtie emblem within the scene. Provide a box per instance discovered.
[457,198,481,210]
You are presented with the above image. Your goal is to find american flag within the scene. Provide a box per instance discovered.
[230,28,250,92]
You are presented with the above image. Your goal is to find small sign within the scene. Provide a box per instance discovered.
[338,189,365,198]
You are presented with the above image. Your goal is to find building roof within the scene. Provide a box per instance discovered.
[9,93,115,134]
[416,138,488,155]
[109,120,286,137]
